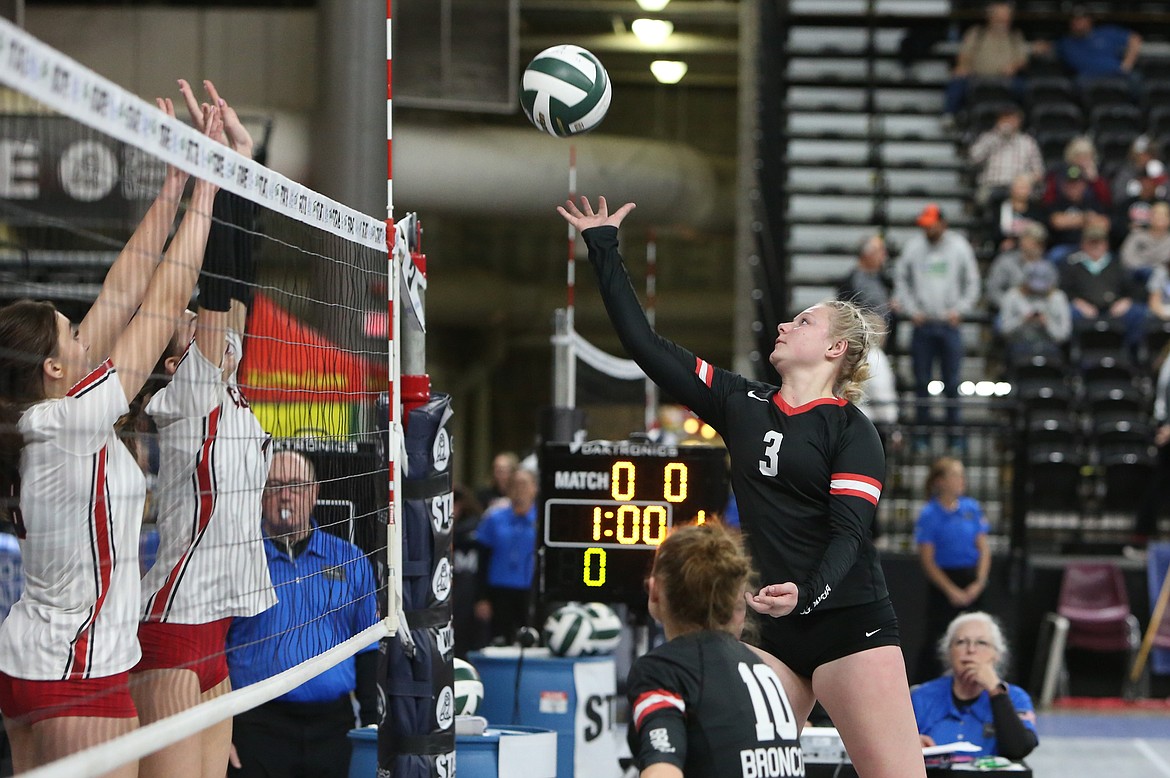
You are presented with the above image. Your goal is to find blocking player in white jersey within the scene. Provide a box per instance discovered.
[0,103,222,776]
[130,81,275,778]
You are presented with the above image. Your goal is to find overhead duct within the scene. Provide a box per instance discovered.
[394,124,728,229]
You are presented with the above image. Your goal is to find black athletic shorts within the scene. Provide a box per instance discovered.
[756,596,901,679]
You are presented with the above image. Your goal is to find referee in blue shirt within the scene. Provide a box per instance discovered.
[226,450,379,778]
[474,468,538,644]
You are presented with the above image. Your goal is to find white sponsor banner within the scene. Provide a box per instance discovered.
[573,658,621,778]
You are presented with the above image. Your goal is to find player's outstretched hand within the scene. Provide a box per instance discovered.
[154,97,190,191]
[557,196,636,232]
[747,582,798,618]
[178,78,254,159]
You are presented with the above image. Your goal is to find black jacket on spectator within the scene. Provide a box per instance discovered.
[1060,250,1141,310]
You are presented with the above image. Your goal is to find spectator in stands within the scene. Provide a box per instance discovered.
[969,105,1043,206]
[1113,159,1168,243]
[1122,200,1170,279]
[999,260,1072,363]
[1111,135,1156,206]
[893,205,981,450]
[942,1,1031,121]
[987,222,1049,314]
[913,612,1039,760]
[226,450,379,778]
[856,333,899,434]
[476,450,518,512]
[991,174,1046,251]
[1056,5,1142,87]
[1060,223,1148,353]
[1147,239,1170,321]
[913,457,990,684]
[838,233,894,331]
[475,467,539,644]
[1043,136,1111,208]
[1046,164,1109,263]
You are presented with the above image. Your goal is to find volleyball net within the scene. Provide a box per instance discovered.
[0,18,399,777]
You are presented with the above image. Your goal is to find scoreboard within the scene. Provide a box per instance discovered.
[537,439,729,605]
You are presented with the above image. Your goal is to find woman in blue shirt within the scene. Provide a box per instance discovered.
[474,468,538,644]
[913,457,990,683]
[912,611,1038,760]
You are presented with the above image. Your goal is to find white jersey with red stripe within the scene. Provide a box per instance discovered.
[0,361,146,680]
[583,225,888,614]
[140,332,276,624]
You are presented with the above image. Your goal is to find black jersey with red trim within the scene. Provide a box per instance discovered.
[584,226,888,614]
[627,630,805,777]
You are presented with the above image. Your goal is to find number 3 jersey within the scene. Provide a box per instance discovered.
[627,630,805,777]
[583,226,888,615]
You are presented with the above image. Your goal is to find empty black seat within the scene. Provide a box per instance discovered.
[1143,78,1170,111]
[1081,75,1137,110]
[968,77,1017,108]
[1090,103,1144,137]
[1138,57,1170,82]
[1098,445,1156,512]
[1027,76,1077,107]
[1031,101,1085,135]
[1148,105,1170,141]
[1025,445,1085,512]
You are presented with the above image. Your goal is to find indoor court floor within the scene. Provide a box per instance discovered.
[1028,710,1170,776]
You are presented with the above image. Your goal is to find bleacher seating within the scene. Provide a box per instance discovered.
[773,0,1170,551]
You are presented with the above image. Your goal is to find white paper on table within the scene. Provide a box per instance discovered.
[922,741,984,757]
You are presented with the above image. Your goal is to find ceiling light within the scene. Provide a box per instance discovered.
[631,18,674,46]
[636,0,671,10]
[650,60,688,84]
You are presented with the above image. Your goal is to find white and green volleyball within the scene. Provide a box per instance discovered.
[521,45,612,138]
[453,657,484,716]
[583,602,623,655]
[544,602,594,657]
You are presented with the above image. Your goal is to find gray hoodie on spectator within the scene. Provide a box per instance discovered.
[892,230,982,321]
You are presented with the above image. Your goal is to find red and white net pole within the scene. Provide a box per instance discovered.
[564,144,578,408]
[385,0,402,630]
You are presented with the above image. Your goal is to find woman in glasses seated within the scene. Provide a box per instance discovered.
[912,611,1038,760]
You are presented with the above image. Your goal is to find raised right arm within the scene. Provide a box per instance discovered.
[79,100,189,363]
[111,172,218,402]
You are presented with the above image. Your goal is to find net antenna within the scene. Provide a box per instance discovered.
[552,147,657,435]
[0,16,398,778]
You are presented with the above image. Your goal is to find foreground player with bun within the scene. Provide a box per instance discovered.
[628,522,803,777]
[0,105,222,775]
[131,80,276,778]
[559,197,925,778]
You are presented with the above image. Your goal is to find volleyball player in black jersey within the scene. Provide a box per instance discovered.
[628,522,803,778]
[559,197,925,778]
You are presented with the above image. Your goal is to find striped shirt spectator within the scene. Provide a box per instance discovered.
[968,107,1043,204]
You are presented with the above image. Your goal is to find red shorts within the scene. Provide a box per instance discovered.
[0,671,137,724]
[133,618,232,693]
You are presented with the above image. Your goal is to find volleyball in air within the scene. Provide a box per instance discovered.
[521,44,612,137]
[582,601,623,654]
[544,602,595,657]
[453,657,484,716]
